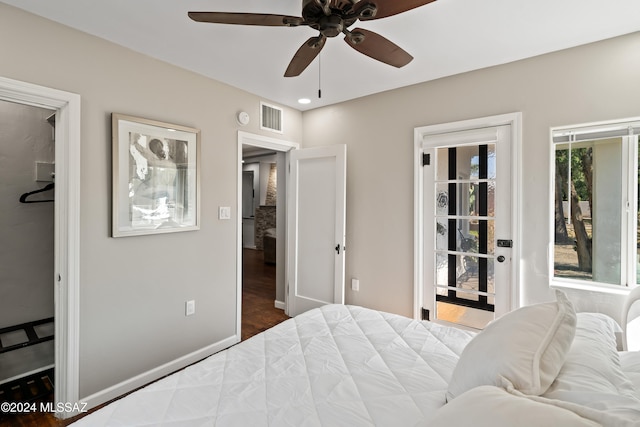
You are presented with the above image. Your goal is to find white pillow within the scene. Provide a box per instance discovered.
[430,386,600,427]
[446,290,576,400]
[542,313,640,420]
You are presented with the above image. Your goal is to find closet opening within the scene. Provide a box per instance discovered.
[0,99,56,410]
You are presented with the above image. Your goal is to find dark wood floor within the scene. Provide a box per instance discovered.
[0,248,289,427]
[241,248,290,340]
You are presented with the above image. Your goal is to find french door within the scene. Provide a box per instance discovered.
[415,115,520,329]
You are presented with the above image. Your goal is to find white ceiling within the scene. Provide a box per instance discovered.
[4,0,640,111]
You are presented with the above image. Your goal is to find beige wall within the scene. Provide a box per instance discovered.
[0,3,302,399]
[302,31,640,320]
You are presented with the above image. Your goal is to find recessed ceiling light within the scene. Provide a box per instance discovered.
[298,98,311,105]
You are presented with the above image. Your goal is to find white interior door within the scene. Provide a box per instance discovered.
[287,145,346,317]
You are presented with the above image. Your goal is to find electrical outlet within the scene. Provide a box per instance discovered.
[351,278,360,292]
[185,300,196,316]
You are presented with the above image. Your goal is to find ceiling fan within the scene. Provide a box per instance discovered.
[188,0,437,77]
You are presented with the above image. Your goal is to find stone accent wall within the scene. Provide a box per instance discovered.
[265,163,277,206]
[255,205,276,250]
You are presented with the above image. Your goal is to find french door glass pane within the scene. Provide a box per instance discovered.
[434,254,495,294]
[436,145,496,180]
[435,218,495,254]
[434,143,496,327]
[435,182,496,217]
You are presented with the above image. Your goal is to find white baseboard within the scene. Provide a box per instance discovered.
[274,300,285,310]
[80,334,240,411]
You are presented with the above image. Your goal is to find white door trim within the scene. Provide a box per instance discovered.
[0,76,81,418]
[236,131,299,335]
[413,113,522,321]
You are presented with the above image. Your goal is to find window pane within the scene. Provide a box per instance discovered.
[554,138,623,285]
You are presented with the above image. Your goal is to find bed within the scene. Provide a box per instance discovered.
[71,291,640,426]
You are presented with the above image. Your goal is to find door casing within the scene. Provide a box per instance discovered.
[0,76,81,418]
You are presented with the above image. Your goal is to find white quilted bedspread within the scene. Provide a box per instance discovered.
[71,304,474,426]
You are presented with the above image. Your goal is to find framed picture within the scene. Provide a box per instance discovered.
[112,114,200,237]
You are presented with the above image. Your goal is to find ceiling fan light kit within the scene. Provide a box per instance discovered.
[188,0,436,77]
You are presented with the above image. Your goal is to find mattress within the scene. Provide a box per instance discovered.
[70,305,475,426]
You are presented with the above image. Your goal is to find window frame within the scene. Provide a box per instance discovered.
[549,118,640,295]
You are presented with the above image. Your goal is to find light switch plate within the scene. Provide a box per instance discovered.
[219,206,231,220]
[186,300,195,316]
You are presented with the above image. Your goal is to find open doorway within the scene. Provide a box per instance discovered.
[240,148,288,339]
[236,132,347,328]
[0,76,81,419]
[0,99,56,409]
[236,132,298,339]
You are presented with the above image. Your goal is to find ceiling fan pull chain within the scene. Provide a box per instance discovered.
[318,52,322,99]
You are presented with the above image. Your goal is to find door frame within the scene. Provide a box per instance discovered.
[236,131,299,334]
[413,113,522,321]
[0,76,81,418]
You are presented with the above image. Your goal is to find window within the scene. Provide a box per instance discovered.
[551,119,640,290]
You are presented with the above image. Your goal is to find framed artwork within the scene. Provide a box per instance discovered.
[112,113,200,237]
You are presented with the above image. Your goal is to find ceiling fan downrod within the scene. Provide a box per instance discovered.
[314,0,331,16]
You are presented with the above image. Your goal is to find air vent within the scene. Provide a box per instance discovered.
[260,102,283,133]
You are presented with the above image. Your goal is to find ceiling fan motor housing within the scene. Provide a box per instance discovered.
[303,0,359,34]
[319,15,344,37]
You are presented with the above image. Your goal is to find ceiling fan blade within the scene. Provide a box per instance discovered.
[344,28,413,68]
[353,0,436,21]
[188,12,304,27]
[284,35,326,77]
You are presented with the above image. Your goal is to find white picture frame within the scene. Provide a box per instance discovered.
[112,113,200,237]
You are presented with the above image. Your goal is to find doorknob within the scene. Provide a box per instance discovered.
[497,255,505,263]
[335,244,345,254]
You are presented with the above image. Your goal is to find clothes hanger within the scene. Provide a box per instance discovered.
[19,182,55,203]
